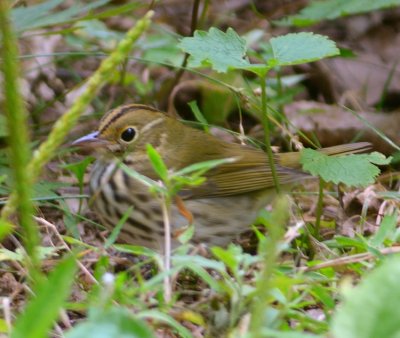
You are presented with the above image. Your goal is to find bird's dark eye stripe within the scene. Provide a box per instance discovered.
[121,127,136,142]
[98,104,160,135]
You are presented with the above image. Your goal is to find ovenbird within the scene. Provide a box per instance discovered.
[74,104,370,250]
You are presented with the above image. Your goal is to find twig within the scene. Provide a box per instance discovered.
[159,187,172,303]
[2,297,11,334]
[34,216,98,285]
[300,246,400,272]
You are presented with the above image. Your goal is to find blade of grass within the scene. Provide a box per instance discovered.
[11,255,77,338]
[343,106,400,151]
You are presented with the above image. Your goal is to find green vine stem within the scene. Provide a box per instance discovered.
[0,0,41,283]
[260,74,280,193]
[1,10,154,220]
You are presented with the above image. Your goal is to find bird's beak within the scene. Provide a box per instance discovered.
[72,131,107,149]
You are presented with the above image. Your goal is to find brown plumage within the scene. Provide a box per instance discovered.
[74,104,371,250]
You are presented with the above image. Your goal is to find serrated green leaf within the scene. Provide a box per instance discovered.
[267,32,339,66]
[66,307,155,338]
[12,255,77,338]
[300,149,391,187]
[331,254,400,338]
[178,27,251,72]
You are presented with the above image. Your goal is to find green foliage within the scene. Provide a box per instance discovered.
[146,144,169,182]
[188,101,210,133]
[142,143,236,197]
[179,27,339,77]
[0,246,59,262]
[142,33,184,66]
[11,0,110,34]
[3,1,399,337]
[2,10,154,219]
[137,310,193,338]
[266,32,339,67]
[0,115,7,137]
[0,218,13,242]
[0,0,41,282]
[300,149,391,187]
[331,255,400,338]
[248,197,289,335]
[104,206,134,249]
[63,157,94,193]
[11,256,77,338]
[66,307,156,338]
[278,0,400,27]
[179,27,251,72]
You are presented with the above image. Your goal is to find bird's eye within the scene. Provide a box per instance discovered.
[120,127,136,142]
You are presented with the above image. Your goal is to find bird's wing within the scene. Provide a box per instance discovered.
[178,142,372,199]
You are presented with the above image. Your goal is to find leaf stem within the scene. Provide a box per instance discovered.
[260,75,280,193]
[314,178,325,238]
[160,190,172,303]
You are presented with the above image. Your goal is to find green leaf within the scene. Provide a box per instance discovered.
[11,255,77,338]
[277,0,400,27]
[211,245,239,273]
[267,32,339,67]
[142,33,184,66]
[119,163,164,193]
[300,149,391,187]
[11,0,110,34]
[261,331,322,338]
[0,318,8,334]
[178,27,251,72]
[81,2,142,21]
[63,157,94,188]
[104,206,134,249]
[331,254,400,338]
[0,248,23,262]
[146,144,168,182]
[0,218,13,241]
[176,224,195,244]
[137,310,192,338]
[174,157,236,177]
[187,101,209,133]
[66,307,155,338]
[369,210,398,247]
[0,247,60,262]
[113,244,159,260]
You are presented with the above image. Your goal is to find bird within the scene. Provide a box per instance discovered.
[73,103,371,250]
